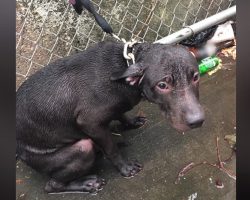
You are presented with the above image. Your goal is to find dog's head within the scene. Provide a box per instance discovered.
[111,43,205,133]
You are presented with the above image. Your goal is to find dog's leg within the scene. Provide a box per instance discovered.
[45,175,106,194]
[77,115,142,177]
[23,139,105,194]
[45,139,106,194]
[118,114,147,129]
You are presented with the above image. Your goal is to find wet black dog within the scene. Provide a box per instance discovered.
[16,41,205,194]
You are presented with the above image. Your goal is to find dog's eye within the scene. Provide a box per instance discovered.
[157,82,168,89]
[193,72,200,82]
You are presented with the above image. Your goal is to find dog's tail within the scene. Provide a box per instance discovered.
[69,0,113,34]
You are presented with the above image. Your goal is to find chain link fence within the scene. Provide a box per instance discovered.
[16,0,236,88]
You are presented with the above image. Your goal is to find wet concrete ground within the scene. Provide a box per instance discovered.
[16,56,236,200]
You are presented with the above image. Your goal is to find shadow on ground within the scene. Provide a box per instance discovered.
[16,56,236,200]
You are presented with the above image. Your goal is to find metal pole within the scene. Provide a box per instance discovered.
[154,5,236,44]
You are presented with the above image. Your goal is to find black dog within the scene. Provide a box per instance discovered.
[16,41,205,194]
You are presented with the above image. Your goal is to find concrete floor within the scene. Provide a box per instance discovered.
[16,56,236,200]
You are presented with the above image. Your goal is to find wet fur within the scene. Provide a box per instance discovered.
[16,41,203,193]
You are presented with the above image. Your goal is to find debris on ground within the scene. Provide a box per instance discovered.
[111,132,122,136]
[198,56,221,75]
[17,193,26,200]
[220,41,236,60]
[224,134,236,151]
[180,21,235,49]
[207,62,222,76]
[207,21,235,45]
[201,41,235,76]
[215,179,224,189]
[180,21,236,76]
[181,21,235,61]
[188,192,198,200]
[209,177,213,184]
[175,136,236,185]
[180,25,218,48]
[175,162,196,184]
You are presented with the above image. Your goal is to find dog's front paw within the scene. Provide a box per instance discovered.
[125,116,147,129]
[119,160,143,178]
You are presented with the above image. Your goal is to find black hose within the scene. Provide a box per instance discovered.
[70,0,113,34]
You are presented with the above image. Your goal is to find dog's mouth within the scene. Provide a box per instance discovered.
[160,103,205,133]
[168,116,192,133]
[162,111,192,133]
[168,121,191,133]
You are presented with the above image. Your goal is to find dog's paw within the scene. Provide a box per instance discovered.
[119,160,143,178]
[45,175,106,194]
[125,116,147,129]
[78,176,106,194]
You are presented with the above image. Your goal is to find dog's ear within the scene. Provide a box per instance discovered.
[110,63,143,80]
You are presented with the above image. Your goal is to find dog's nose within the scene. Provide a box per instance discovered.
[186,111,205,129]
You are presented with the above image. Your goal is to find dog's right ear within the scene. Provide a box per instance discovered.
[110,63,144,81]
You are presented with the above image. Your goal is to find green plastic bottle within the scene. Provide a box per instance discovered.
[198,56,221,75]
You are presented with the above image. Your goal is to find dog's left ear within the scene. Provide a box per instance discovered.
[110,63,145,85]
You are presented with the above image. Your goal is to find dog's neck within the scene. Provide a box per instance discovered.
[132,42,151,63]
[125,43,150,100]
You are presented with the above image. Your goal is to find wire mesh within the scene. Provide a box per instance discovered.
[16,0,236,88]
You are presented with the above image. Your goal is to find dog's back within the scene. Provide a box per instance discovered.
[16,41,141,153]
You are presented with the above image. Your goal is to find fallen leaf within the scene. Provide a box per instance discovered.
[221,40,236,60]
[224,134,236,150]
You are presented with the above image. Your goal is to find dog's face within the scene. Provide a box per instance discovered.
[111,44,205,132]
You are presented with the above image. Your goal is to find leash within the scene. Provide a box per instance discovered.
[69,0,113,34]
[69,0,141,67]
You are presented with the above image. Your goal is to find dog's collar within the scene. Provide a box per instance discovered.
[122,40,148,99]
[122,39,141,67]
